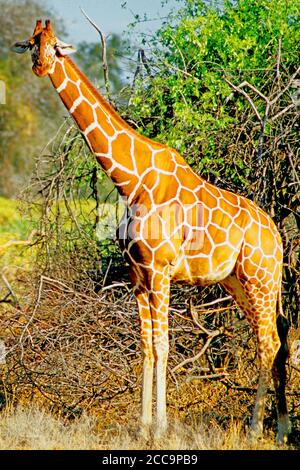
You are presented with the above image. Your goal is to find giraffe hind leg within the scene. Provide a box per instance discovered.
[221,273,283,440]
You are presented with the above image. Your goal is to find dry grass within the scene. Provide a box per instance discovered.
[0,404,291,450]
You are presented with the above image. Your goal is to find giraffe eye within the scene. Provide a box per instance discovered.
[31,45,39,61]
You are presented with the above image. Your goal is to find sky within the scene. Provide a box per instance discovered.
[42,0,183,44]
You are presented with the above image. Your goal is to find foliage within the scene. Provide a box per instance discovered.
[129,0,299,178]
[0,197,32,238]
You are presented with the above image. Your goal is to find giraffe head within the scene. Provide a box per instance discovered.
[12,20,76,77]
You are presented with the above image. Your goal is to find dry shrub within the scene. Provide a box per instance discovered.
[0,269,299,448]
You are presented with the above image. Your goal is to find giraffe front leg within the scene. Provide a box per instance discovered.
[135,289,154,440]
[140,325,154,439]
[154,336,169,439]
[149,269,170,440]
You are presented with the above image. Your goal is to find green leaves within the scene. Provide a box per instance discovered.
[128,0,299,191]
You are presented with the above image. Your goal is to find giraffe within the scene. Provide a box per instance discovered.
[12,20,290,443]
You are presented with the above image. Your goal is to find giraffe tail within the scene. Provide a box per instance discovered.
[276,288,289,352]
[273,288,291,441]
[276,288,289,347]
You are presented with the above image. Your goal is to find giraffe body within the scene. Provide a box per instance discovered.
[12,21,290,443]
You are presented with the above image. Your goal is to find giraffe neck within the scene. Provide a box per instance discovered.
[48,55,156,200]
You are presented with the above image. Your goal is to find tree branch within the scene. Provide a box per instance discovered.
[80,8,113,105]
[224,78,263,123]
[0,229,37,253]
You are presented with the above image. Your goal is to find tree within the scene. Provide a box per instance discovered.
[128,0,299,321]
[0,0,65,197]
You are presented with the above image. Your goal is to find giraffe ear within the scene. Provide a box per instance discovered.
[55,39,77,56]
[11,40,31,54]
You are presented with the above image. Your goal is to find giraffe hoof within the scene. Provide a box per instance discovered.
[276,432,288,445]
[248,425,263,443]
[154,423,168,441]
[276,416,291,445]
[139,424,151,441]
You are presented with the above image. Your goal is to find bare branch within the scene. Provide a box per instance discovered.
[286,146,300,190]
[171,331,220,373]
[1,271,19,306]
[80,8,113,105]
[237,81,269,103]
[224,78,263,122]
[186,372,229,382]
[270,65,300,105]
[0,229,37,253]
[276,37,282,83]
[192,295,232,309]
[270,102,296,122]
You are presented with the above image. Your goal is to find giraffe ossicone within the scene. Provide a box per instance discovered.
[12,20,291,443]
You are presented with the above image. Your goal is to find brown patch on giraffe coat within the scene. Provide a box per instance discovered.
[51,60,65,88]
[136,189,154,210]
[222,190,239,205]
[178,188,197,205]
[244,221,260,248]
[202,191,218,208]
[129,240,153,264]
[240,258,258,278]
[79,81,97,105]
[228,224,244,247]
[142,171,159,192]
[111,133,134,171]
[73,101,95,128]
[258,210,271,227]
[205,183,221,198]
[243,245,252,258]
[96,155,113,172]
[59,81,81,109]
[134,139,153,175]
[86,127,109,154]
[212,245,234,269]
[94,108,116,137]
[176,167,199,189]
[152,241,176,263]
[201,235,213,256]
[154,174,179,201]
[111,169,139,196]
[212,209,232,228]
[207,225,227,244]
[219,197,239,215]
[153,150,176,174]
[260,227,276,255]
